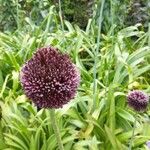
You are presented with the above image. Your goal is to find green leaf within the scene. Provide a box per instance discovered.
[117,109,135,122]
[4,133,28,150]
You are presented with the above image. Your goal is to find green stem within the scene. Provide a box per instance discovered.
[129,113,137,150]
[16,0,19,29]
[58,0,64,32]
[50,109,64,150]
[92,0,105,111]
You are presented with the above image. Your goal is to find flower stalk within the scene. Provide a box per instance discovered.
[129,112,137,150]
[50,109,64,150]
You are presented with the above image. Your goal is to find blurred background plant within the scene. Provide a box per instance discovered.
[1,0,150,32]
[0,0,150,150]
[0,0,94,31]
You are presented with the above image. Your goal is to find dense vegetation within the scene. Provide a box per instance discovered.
[0,0,150,150]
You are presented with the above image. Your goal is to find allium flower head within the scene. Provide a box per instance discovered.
[127,90,149,111]
[20,46,80,109]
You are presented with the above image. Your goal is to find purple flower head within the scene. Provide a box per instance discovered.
[127,90,149,111]
[20,46,80,109]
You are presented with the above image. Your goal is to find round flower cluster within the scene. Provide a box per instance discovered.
[20,46,80,109]
[127,90,149,111]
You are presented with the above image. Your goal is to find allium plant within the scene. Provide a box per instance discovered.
[127,90,149,150]
[20,46,80,109]
[127,90,149,112]
[20,46,80,150]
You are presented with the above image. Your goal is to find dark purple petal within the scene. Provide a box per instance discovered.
[20,46,80,109]
[127,90,149,111]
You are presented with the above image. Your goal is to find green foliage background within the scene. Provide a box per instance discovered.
[0,0,150,150]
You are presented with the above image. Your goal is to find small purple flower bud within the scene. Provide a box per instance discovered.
[127,90,149,111]
[20,46,80,109]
